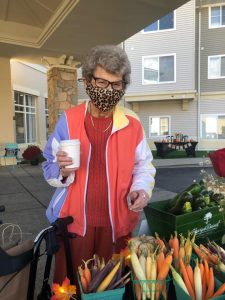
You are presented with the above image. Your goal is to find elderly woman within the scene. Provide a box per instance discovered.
[42,44,155,284]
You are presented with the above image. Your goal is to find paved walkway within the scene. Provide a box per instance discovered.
[0,157,211,297]
[153,156,212,167]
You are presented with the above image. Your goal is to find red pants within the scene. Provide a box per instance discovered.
[54,225,130,286]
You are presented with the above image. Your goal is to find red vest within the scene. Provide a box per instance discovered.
[60,103,143,241]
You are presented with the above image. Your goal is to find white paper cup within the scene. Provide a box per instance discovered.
[60,139,80,169]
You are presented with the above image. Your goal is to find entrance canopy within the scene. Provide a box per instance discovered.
[0,0,190,64]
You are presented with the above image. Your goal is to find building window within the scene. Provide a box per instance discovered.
[201,114,225,139]
[149,116,170,137]
[143,11,175,32]
[209,5,225,28]
[45,98,49,139]
[14,91,36,144]
[143,54,175,84]
[208,55,225,79]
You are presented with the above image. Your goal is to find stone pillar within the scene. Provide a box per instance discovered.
[0,57,14,144]
[47,66,78,133]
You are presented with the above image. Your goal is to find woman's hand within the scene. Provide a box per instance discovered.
[128,189,150,212]
[56,151,78,177]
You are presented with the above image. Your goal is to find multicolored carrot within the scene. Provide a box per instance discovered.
[150,254,157,300]
[157,249,165,274]
[194,259,202,300]
[179,234,185,262]
[193,243,207,261]
[202,272,207,300]
[203,258,210,288]
[78,266,88,293]
[155,250,173,300]
[179,258,195,300]
[155,232,166,251]
[146,250,152,280]
[212,283,225,298]
[82,258,93,285]
[172,231,179,271]
[186,264,195,292]
[185,231,192,265]
[205,267,214,300]
[198,260,206,300]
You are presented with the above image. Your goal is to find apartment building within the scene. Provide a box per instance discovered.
[124,0,225,150]
[197,0,225,149]
[2,0,224,160]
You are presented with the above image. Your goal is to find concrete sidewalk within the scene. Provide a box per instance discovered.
[153,156,212,168]
[0,157,210,296]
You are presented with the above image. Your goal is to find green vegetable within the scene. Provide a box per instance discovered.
[182,201,192,213]
[169,182,204,209]
[199,187,209,196]
[168,191,193,215]
[192,195,207,210]
[203,195,210,205]
[186,183,202,196]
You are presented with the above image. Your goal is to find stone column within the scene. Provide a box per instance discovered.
[47,66,78,133]
[0,58,14,144]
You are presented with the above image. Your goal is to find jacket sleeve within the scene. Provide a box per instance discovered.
[130,137,156,198]
[42,112,75,187]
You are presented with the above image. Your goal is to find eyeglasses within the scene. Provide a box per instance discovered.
[92,76,125,91]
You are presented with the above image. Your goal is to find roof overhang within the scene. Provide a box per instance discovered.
[0,0,190,64]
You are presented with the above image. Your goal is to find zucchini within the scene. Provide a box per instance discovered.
[169,182,202,209]
[199,187,209,196]
[185,183,202,196]
[168,193,179,208]
[168,191,193,215]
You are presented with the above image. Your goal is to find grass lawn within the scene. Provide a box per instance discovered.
[152,150,211,159]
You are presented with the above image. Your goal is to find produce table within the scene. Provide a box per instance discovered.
[154,141,198,158]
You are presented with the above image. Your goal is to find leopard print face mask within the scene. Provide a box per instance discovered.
[86,83,125,112]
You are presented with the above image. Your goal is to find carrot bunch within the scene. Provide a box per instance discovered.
[128,234,172,300]
[166,231,225,300]
[168,230,196,272]
[193,242,225,275]
[171,252,225,300]
[78,255,130,294]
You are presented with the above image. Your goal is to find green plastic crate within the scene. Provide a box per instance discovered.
[78,276,125,300]
[144,199,225,243]
[174,278,225,300]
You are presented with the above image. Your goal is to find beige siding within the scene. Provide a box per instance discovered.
[136,99,198,145]
[199,2,225,92]
[125,0,196,94]
[200,97,225,113]
[199,97,225,149]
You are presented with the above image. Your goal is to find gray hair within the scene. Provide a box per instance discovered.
[82,45,131,86]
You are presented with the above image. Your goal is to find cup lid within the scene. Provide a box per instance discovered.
[60,139,80,145]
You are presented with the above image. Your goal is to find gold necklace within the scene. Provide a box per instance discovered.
[89,102,113,133]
